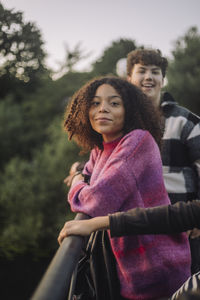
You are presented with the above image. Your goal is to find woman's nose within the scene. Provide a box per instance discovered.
[99,101,109,112]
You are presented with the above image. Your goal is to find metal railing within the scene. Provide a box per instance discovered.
[31,213,89,300]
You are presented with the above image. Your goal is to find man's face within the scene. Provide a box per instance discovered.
[127,63,164,107]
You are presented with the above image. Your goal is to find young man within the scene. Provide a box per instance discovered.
[126,48,200,274]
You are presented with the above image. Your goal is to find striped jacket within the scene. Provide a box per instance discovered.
[171,271,200,299]
[161,92,200,204]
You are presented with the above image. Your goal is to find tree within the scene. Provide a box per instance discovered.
[0,95,24,169]
[0,117,87,258]
[167,26,200,114]
[92,38,138,76]
[0,3,47,99]
[54,42,90,78]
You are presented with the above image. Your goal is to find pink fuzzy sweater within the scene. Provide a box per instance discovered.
[68,130,191,299]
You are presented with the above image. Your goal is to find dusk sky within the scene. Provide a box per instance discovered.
[2,0,200,72]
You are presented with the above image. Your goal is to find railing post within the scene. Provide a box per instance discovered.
[31,213,89,300]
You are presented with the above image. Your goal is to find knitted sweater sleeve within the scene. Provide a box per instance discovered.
[109,200,200,237]
[68,130,159,217]
[82,147,98,176]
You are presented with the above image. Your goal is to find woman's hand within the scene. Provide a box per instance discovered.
[64,162,82,187]
[57,216,110,245]
[71,173,84,186]
[58,219,94,245]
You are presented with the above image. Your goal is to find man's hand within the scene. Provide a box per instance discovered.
[187,228,200,239]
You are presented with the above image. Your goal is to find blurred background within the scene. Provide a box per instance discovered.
[0,0,200,299]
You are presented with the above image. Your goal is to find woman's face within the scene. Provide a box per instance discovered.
[89,84,125,142]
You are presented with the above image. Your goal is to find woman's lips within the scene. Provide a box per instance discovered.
[96,117,112,121]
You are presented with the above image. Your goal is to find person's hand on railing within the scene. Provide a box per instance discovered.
[187,227,200,239]
[57,219,96,245]
[57,216,109,245]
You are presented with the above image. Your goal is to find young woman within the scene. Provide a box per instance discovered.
[58,77,191,299]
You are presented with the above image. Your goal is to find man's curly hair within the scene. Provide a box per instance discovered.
[64,76,163,152]
[127,49,168,78]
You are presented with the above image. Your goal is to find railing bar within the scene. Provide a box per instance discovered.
[67,263,78,300]
[31,213,89,300]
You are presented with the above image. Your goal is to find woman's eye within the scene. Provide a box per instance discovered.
[91,101,99,106]
[111,102,119,106]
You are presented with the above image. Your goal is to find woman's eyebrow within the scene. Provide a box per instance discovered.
[93,95,121,99]
[108,95,121,99]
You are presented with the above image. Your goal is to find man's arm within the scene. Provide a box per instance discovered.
[109,200,200,237]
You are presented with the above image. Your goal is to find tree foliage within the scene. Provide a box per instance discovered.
[0,4,91,259]
[0,117,87,258]
[0,2,47,99]
[92,38,138,76]
[0,95,24,169]
[55,42,90,78]
[167,26,200,114]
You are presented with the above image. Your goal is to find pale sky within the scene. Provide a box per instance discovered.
[2,0,200,72]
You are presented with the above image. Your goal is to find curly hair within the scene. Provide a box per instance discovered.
[127,48,168,78]
[64,76,163,152]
